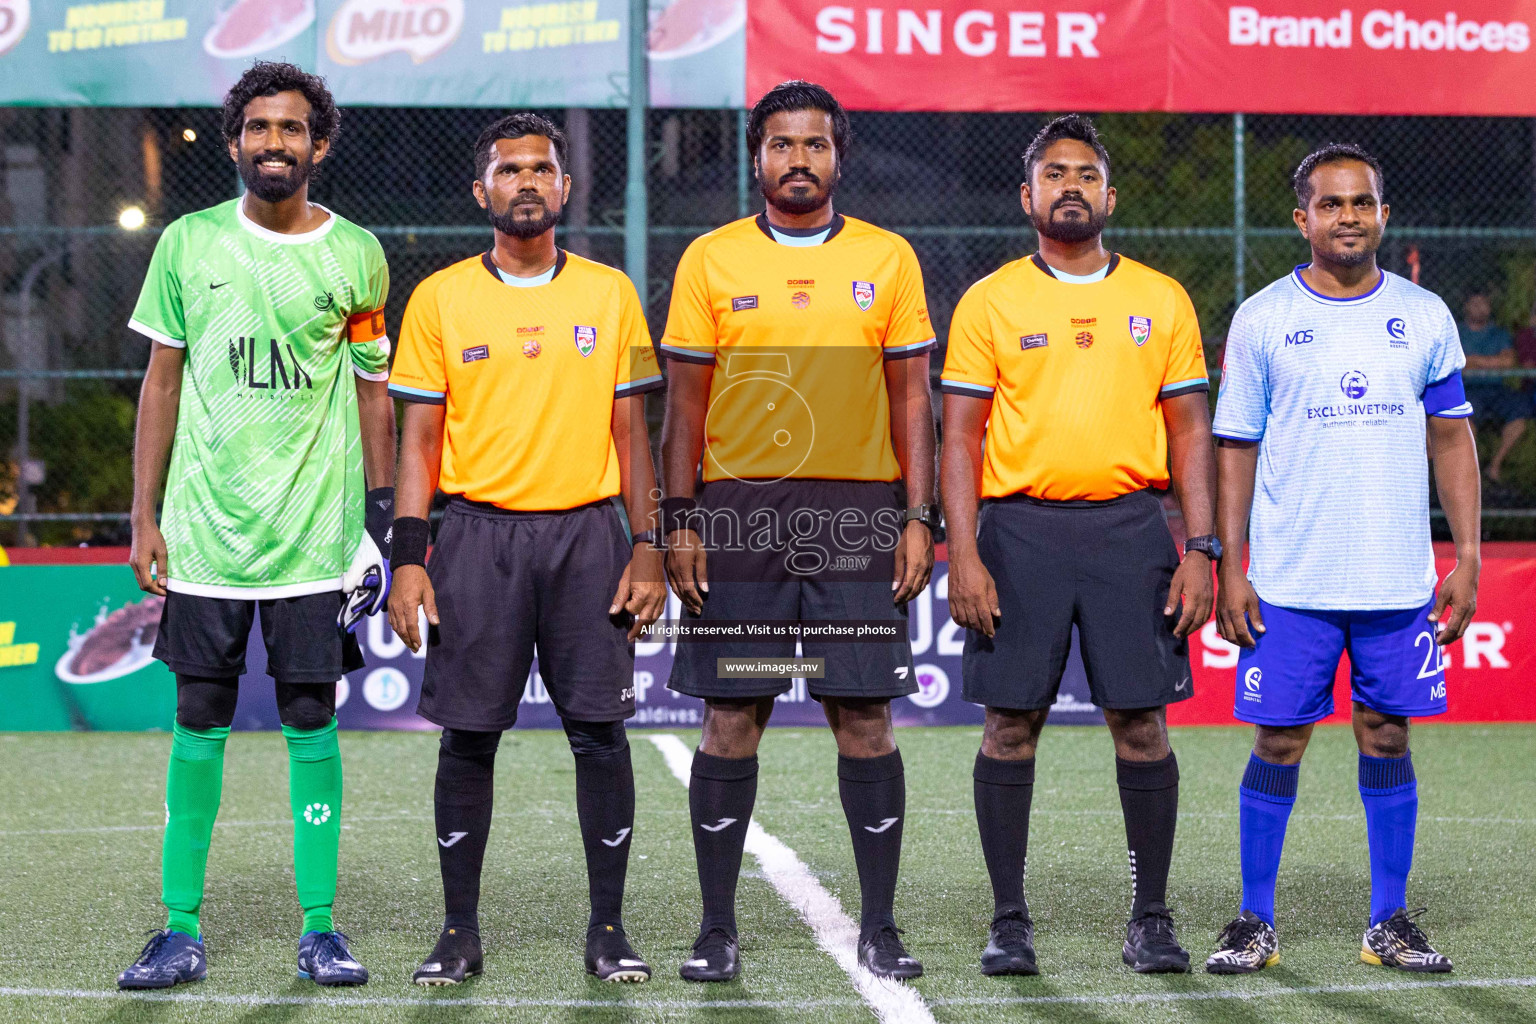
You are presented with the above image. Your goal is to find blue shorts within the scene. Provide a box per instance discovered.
[1234,598,1448,726]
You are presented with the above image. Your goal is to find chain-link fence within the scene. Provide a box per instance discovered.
[3,106,1535,544]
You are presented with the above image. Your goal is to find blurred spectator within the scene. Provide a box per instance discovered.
[1459,293,1529,483]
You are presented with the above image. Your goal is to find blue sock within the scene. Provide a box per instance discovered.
[1359,752,1417,927]
[1238,754,1298,927]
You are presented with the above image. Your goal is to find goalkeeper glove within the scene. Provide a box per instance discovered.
[338,487,394,633]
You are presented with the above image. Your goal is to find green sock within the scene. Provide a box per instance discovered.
[285,718,343,935]
[161,723,229,938]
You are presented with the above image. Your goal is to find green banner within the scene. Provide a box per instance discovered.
[0,0,742,106]
[0,565,175,731]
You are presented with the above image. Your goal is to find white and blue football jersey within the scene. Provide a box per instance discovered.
[1213,266,1471,611]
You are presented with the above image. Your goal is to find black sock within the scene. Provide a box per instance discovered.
[435,728,501,934]
[838,749,906,932]
[973,752,1035,918]
[1117,752,1180,918]
[572,744,635,928]
[689,750,758,936]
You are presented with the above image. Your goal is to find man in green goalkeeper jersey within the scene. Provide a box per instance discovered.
[117,62,395,990]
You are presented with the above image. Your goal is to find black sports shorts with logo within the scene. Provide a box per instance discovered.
[153,590,363,683]
[417,496,636,731]
[667,478,918,701]
[962,488,1193,711]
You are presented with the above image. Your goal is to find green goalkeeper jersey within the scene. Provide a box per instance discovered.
[129,198,390,599]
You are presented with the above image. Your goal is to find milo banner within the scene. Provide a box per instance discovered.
[0,0,745,108]
[3,546,1534,731]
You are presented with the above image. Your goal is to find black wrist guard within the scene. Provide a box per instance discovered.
[365,487,394,554]
[390,516,431,570]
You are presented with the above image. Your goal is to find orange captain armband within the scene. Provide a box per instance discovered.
[347,307,387,344]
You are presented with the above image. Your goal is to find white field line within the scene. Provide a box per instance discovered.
[646,733,938,1024]
[3,976,1534,1012]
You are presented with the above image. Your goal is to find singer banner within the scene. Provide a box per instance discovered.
[4,544,1533,731]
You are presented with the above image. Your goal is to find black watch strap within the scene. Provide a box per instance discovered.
[1185,534,1223,561]
[902,504,941,530]
[632,530,657,547]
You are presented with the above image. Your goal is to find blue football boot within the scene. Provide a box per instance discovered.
[297,930,370,986]
[117,929,207,989]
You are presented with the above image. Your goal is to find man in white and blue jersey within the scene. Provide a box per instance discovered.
[1205,144,1481,976]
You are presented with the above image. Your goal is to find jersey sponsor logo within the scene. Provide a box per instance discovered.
[574,324,597,357]
[1020,333,1048,350]
[462,345,489,363]
[313,291,336,311]
[1070,316,1097,326]
[227,337,314,391]
[1284,329,1314,346]
[853,280,875,311]
[787,278,815,287]
[1129,315,1152,347]
[1387,317,1409,348]
[731,295,758,311]
[791,290,811,309]
[1075,330,1094,349]
[1340,369,1369,398]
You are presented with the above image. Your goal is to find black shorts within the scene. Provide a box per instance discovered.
[667,478,917,701]
[152,590,363,683]
[962,489,1193,711]
[418,497,635,731]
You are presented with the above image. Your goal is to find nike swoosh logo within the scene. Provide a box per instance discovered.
[438,831,468,847]
[601,827,632,847]
[864,817,900,834]
[700,817,736,832]
[1174,677,1191,692]
[209,281,229,290]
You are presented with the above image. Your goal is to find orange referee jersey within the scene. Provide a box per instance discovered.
[661,214,934,483]
[389,250,663,511]
[941,253,1208,501]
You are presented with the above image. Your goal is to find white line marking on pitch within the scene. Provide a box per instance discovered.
[3,976,1534,1012]
[647,733,938,1024]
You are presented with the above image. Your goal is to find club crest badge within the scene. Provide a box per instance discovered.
[522,339,541,359]
[1129,315,1152,347]
[852,280,875,311]
[574,325,597,357]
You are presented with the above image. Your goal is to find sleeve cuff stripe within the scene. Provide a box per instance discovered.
[128,319,185,347]
[1429,404,1474,418]
[1213,430,1263,441]
[885,337,937,355]
[939,380,995,396]
[659,343,716,364]
[353,366,391,381]
[615,375,665,395]
[388,384,447,403]
[1160,377,1210,394]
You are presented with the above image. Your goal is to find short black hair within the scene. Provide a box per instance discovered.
[1022,114,1110,183]
[746,80,851,159]
[221,61,339,145]
[1293,143,1385,207]
[474,113,568,179]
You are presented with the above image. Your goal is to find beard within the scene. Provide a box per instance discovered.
[1323,236,1379,267]
[238,148,312,203]
[761,168,838,217]
[489,192,562,239]
[1032,196,1108,244]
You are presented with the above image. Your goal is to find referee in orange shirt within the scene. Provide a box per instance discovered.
[940,116,1217,976]
[659,81,938,982]
[386,114,665,986]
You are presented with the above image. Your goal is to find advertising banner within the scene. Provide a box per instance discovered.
[746,0,1536,114]
[0,0,740,107]
[4,545,1532,731]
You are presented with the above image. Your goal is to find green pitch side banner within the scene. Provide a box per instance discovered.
[0,0,745,107]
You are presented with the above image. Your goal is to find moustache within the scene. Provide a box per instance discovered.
[779,172,821,187]
[251,151,296,167]
[1052,196,1091,213]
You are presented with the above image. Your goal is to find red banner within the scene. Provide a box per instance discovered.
[747,0,1536,115]
[1170,545,1536,726]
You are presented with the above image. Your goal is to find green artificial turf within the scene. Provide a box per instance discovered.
[0,724,1532,1023]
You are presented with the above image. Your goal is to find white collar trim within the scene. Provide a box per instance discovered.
[236,198,337,245]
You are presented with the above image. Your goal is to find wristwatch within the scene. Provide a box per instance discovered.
[632,530,658,548]
[902,504,942,531]
[1184,534,1223,561]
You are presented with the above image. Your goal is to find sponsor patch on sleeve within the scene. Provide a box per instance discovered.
[462,345,490,363]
